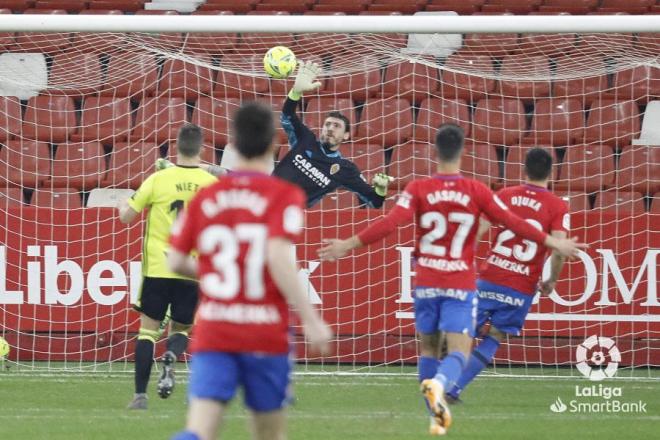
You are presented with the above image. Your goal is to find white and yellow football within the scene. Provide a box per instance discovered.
[263,46,297,79]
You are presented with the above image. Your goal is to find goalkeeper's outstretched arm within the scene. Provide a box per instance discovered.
[281,60,321,149]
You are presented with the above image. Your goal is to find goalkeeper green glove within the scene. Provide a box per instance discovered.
[155,158,174,171]
[372,173,394,197]
[288,60,322,101]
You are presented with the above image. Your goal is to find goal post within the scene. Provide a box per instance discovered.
[0,15,657,377]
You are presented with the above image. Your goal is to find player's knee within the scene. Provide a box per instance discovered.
[138,327,160,343]
[170,321,193,335]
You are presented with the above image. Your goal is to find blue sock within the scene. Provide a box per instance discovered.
[449,336,501,397]
[171,431,200,440]
[434,351,467,390]
[418,356,438,382]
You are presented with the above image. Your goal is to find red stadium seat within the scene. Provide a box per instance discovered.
[606,65,660,103]
[49,142,106,190]
[31,188,82,209]
[87,1,144,12]
[343,143,386,180]
[0,96,22,142]
[389,142,436,189]
[539,0,597,15]
[191,97,241,147]
[502,145,559,188]
[134,10,183,51]
[303,98,358,134]
[72,9,124,55]
[555,144,615,192]
[256,0,312,13]
[498,55,551,103]
[323,56,381,101]
[355,98,413,147]
[15,9,71,55]
[463,14,519,57]
[439,52,496,102]
[0,188,25,205]
[2,1,34,12]
[367,0,423,13]
[578,17,634,56]
[48,52,103,97]
[380,61,440,105]
[472,98,526,145]
[414,97,471,143]
[102,53,159,99]
[214,55,270,99]
[600,0,654,12]
[71,97,132,144]
[425,0,484,14]
[185,11,237,55]
[198,2,253,13]
[555,191,591,212]
[169,143,217,165]
[652,193,660,214]
[0,140,50,188]
[518,26,576,57]
[461,141,499,187]
[553,55,608,107]
[33,1,86,12]
[22,96,76,143]
[316,190,365,211]
[158,57,215,101]
[583,99,641,148]
[593,191,646,214]
[615,144,660,195]
[636,32,660,56]
[236,32,295,55]
[312,4,365,13]
[131,97,187,143]
[481,0,541,14]
[104,143,161,189]
[526,98,584,146]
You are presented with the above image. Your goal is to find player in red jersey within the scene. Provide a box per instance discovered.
[167,102,331,440]
[446,147,570,403]
[319,124,585,435]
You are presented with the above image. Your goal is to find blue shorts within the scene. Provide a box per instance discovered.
[188,351,292,412]
[413,287,478,337]
[476,279,535,335]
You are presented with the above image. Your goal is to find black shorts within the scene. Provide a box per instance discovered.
[134,277,199,325]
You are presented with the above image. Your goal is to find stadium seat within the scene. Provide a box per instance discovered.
[87,0,144,12]
[101,53,159,99]
[131,97,187,143]
[472,98,526,145]
[498,55,551,103]
[0,187,25,206]
[606,65,660,103]
[555,191,592,212]
[0,53,47,100]
[0,9,15,52]
[354,98,413,147]
[1,1,33,12]
[652,193,660,214]
[0,140,50,188]
[15,9,72,55]
[553,55,609,107]
[343,143,386,180]
[33,1,87,12]
[380,61,440,104]
[31,188,82,209]
[526,98,584,146]
[157,57,215,101]
[48,52,103,97]
[463,14,519,57]
[214,55,270,99]
[615,144,660,195]
[71,97,132,144]
[389,142,436,188]
[578,20,634,56]
[599,0,654,12]
[237,32,295,54]
[555,144,615,192]
[72,9,125,55]
[169,143,217,165]
[296,31,353,57]
[438,52,496,102]
[303,98,358,134]
[480,0,541,14]
[22,96,76,143]
[368,0,424,13]
[323,56,381,101]
[593,191,646,214]
[255,0,313,13]
[518,27,576,57]
[184,11,237,55]
[48,142,106,190]
[425,0,484,14]
[461,141,499,187]
[104,143,161,189]
[0,96,22,142]
[636,32,660,56]
[317,190,365,211]
[502,145,559,188]
[191,97,241,147]
[134,10,183,51]
[538,0,597,14]
[197,1,253,13]
[414,97,471,143]
[583,99,641,148]
[312,4,365,13]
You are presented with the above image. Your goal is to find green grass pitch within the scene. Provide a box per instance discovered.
[0,366,657,440]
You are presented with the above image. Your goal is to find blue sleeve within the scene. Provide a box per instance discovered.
[339,162,385,209]
[280,97,314,150]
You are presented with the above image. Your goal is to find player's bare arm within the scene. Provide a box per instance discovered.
[167,248,198,279]
[318,236,362,261]
[539,230,569,295]
[475,217,492,244]
[117,198,139,224]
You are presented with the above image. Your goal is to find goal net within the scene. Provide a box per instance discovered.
[0,16,658,377]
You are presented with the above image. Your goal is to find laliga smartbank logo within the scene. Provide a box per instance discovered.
[549,335,647,414]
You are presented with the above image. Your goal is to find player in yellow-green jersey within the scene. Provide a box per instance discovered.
[118,124,217,410]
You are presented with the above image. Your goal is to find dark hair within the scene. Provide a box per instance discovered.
[233,102,275,159]
[177,123,203,158]
[434,123,465,161]
[325,111,350,134]
[524,147,553,181]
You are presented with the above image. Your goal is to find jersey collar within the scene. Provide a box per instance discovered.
[319,141,341,158]
[176,165,200,169]
[433,173,463,180]
[524,183,549,192]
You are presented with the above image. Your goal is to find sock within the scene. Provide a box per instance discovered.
[166,332,189,360]
[451,335,501,397]
[134,328,158,394]
[418,356,439,382]
[171,431,200,440]
[434,351,467,391]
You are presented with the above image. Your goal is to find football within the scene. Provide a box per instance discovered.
[0,336,9,358]
[263,46,297,79]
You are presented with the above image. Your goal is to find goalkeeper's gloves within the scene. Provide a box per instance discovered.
[155,158,174,171]
[371,173,394,197]
[288,60,322,101]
